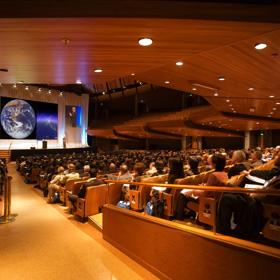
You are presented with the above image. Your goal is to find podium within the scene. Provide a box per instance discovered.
[42,140,48,149]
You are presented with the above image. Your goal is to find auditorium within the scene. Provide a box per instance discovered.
[0,1,280,279]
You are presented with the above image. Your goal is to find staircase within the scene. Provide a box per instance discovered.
[0,150,11,163]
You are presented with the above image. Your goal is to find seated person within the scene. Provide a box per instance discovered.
[146,162,158,177]
[246,151,280,181]
[68,170,104,213]
[64,163,80,182]
[228,150,248,178]
[47,166,65,203]
[250,150,263,169]
[107,164,132,181]
[175,154,228,220]
[185,156,200,176]
[79,165,91,179]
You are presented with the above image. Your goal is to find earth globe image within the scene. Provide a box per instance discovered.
[0,99,36,139]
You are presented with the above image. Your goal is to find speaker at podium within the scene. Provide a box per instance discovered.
[42,140,48,149]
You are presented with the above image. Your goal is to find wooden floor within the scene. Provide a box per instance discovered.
[0,162,158,280]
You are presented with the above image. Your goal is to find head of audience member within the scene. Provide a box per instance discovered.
[168,157,184,178]
[211,154,226,172]
[68,163,76,173]
[57,166,65,174]
[251,150,262,162]
[188,156,199,175]
[134,162,146,177]
[108,162,116,173]
[83,165,91,173]
[155,160,165,174]
[231,150,246,164]
[120,164,129,175]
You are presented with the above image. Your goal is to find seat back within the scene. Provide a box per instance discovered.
[198,197,217,227]
[262,203,280,242]
[107,182,123,205]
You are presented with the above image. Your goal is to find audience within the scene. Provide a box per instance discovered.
[16,146,280,242]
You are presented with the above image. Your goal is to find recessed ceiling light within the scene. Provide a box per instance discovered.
[255,43,267,50]
[94,69,103,73]
[226,99,230,102]
[276,102,280,105]
[176,61,183,66]
[76,79,82,84]
[138,38,153,46]
[269,95,275,98]
[164,81,170,84]
[131,73,135,76]
[192,87,197,91]
[248,87,255,91]
[218,76,225,81]
[214,92,219,96]
[273,108,277,110]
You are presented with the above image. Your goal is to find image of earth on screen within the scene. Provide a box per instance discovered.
[0,97,58,140]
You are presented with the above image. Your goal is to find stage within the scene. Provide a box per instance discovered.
[0,140,95,161]
[9,146,95,161]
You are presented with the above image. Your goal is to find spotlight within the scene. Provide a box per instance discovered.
[176,61,183,66]
[138,38,153,46]
[255,43,267,50]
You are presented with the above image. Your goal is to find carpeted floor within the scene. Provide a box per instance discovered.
[0,162,158,280]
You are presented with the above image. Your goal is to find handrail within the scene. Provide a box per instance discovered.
[105,180,280,196]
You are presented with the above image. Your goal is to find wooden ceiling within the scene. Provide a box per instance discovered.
[0,1,280,138]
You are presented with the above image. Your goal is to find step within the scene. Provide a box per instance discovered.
[88,213,103,231]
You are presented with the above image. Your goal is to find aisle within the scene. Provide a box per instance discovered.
[0,163,157,280]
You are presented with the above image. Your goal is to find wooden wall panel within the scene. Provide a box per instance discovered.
[103,205,280,280]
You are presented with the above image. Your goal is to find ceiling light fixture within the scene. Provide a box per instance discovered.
[48,90,52,94]
[38,88,42,92]
[191,82,219,91]
[214,92,219,96]
[218,76,225,81]
[13,84,17,88]
[131,73,135,76]
[276,102,280,105]
[269,95,275,98]
[176,61,183,66]
[102,91,106,95]
[255,43,267,50]
[192,87,197,91]
[25,86,29,90]
[273,108,277,110]
[94,69,103,73]
[19,81,24,84]
[138,38,153,46]
[226,99,230,102]
[76,79,82,84]
[164,81,170,84]
[248,87,255,91]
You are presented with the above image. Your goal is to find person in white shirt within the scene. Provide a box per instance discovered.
[47,166,66,203]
